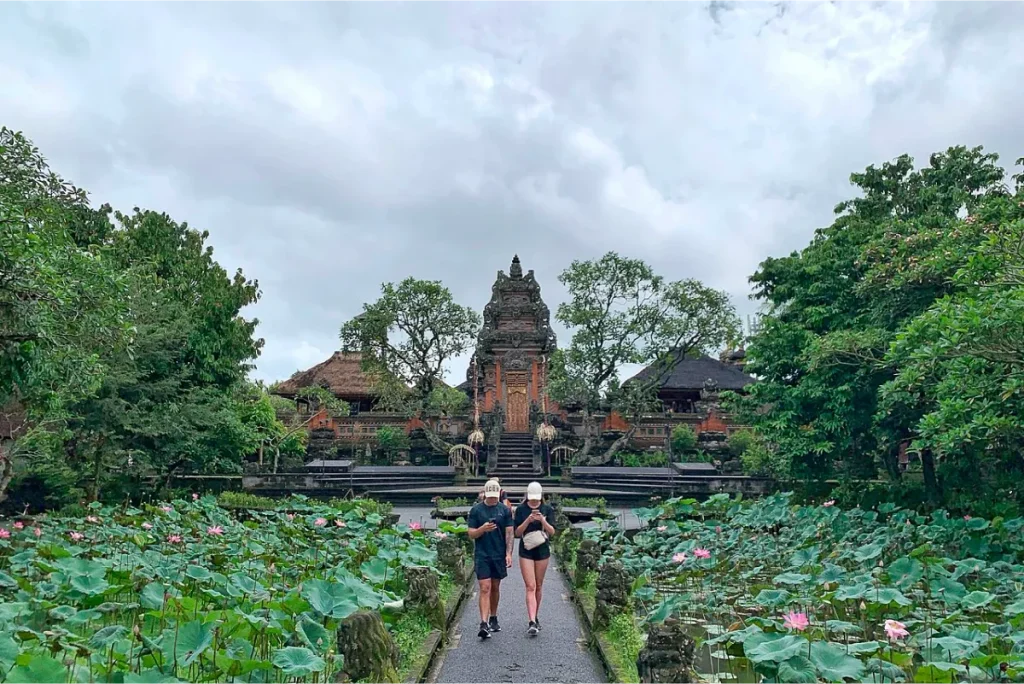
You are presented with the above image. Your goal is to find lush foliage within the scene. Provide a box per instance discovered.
[1,129,266,509]
[733,145,1024,513]
[0,495,457,682]
[580,493,1024,683]
[547,252,740,464]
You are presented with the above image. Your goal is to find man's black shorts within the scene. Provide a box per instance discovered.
[475,556,508,581]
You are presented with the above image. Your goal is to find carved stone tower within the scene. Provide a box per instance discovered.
[467,256,557,433]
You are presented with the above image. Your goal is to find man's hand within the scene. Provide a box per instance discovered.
[505,553,512,568]
[481,521,497,533]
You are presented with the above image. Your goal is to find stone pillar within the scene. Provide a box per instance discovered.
[436,534,467,585]
[405,566,445,630]
[593,560,631,631]
[574,539,600,582]
[637,618,696,683]
[335,611,399,683]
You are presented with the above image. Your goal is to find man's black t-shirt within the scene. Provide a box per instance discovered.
[467,501,512,560]
[513,503,556,539]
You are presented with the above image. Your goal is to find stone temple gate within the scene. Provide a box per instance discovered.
[459,255,557,434]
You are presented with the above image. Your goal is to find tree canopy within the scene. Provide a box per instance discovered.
[548,252,740,463]
[732,145,1024,514]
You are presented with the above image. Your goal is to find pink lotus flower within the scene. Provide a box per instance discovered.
[694,548,711,559]
[192,493,199,501]
[783,611,809,631]
[33,527,41,538]
[433,530,448,539]
[161,506,172,513]
[0,529,9,539]
[963,515,971,521]
[14,522,24,530]
[206,526,224,536]
[334,520,346,528]
[409,522,422,530]
[715,526,722,533]
[142,523,153,530]
[287,514,295,521]
[656,526,667,532]
[167,534,182,544]
[314,518,327,527]
[69,531,84,541]
[672,552,687,563]
[883,619,909,640]
[823,500,835,507]
[86,516,99,523]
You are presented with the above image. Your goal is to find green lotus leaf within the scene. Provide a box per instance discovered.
[124,669,184,683]
[845,640,883,655]
[0,632,20,669]
[809,641,865,682]
[772,572,811,585]
[186,565,213,581]
[865,657,905,682]
[90,625,129,649]
[1005,599,1024,616]
[360,557,390,586]
[870,587,912,606]
[5,655,68,683]
[272,646,326,677]
[140,582,167,610]
[754,589,791,607]
[778,655,816,682]
[297,617,330,654]
[960,590,995,611]
[170,620,214,667]
[0,571,19,588]
[745,634,808,664]
[69,574,110,596]
[929,577,967,604]
[886,556,923,589]
[853,543,883,563]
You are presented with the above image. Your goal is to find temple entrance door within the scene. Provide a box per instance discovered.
[505,372,529,432]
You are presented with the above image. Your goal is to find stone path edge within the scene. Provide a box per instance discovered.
[404,560,475,684]
[561,557,635,684]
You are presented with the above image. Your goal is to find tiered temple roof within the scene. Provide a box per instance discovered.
[273,351,377,400]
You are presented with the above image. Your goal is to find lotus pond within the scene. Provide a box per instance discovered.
[580,493,1024,683]
[0,495,461,683]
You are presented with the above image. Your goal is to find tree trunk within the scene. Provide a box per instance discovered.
[273,446,280,474]
[90,437,106,502]
[421,421,454,455]
[258,443,264,468]
[880,445,902,482]
[921,449,941,505]
[0,443,15,504]
[594,424,637,465]
[575,408,597,464]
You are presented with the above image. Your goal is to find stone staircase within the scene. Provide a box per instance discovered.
[487,432,539,484]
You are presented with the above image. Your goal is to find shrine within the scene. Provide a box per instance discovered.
[456,255,557,433]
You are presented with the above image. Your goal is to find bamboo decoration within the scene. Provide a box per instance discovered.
[468,356,485,446]
[536,355,556,442]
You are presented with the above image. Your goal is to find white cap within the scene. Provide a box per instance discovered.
[484,479,501,497]
[527,481,543,501]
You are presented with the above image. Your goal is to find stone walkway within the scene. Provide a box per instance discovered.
[432,543,606,683]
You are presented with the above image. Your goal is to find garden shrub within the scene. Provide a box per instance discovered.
[670,424,698,453]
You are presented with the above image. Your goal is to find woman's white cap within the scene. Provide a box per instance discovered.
[527,481,543,500]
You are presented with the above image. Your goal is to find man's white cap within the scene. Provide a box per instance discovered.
[484,479,501,497]
[527,481,543,501]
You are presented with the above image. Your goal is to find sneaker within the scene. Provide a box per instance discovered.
[488,616,501,633]
[478,621,491,639]
[527,621,539,636]
[535,616,541,631]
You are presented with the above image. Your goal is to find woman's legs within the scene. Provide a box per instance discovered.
[533,557,550,622]
[519,556,539,622]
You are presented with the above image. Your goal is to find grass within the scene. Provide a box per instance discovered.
[393,610,435,680]
[603,613,644,683]
[434,496,471,509]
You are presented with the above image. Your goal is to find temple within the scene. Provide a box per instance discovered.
[271,256,754,472]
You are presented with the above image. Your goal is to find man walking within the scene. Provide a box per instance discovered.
[467,479,513,639]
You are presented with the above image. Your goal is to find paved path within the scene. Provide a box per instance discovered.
[433,542,606,684]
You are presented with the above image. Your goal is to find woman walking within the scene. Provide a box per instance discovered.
[513,481,556,636]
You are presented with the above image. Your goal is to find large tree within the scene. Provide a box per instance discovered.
[548,252,740,464]
[733,145,1021,510]
[64,208,263,498]
[340,277,479,452]
[0,128,129,502]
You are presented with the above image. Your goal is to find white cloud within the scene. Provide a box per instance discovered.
[1,1,1023,383]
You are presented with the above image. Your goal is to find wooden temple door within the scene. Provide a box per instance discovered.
[505,372,529,432]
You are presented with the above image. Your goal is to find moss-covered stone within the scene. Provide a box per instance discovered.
[335,611,399,683]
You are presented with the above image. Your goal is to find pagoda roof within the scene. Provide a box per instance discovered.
[273,351,378,399]
[626,354,755,392]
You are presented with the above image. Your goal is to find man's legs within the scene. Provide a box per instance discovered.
[489,578,501,619]
[478,578,493,622]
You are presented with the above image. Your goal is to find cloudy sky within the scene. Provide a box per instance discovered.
[3,2,1024,386]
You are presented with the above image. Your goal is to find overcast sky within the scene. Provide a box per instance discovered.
[3,2,1024,386]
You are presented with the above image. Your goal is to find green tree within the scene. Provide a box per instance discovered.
[340,277,479,452]
[63,208,264,498]
[266,385,348,472]
[0,128,128,502]
[548,252,739,464]
[734,145,1019,508]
